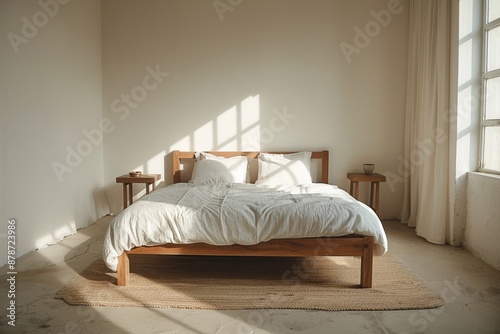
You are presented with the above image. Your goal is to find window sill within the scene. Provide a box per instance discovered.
[469,172,500,180]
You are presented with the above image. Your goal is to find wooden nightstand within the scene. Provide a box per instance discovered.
[347,173,386,216]
[116,174,161,209]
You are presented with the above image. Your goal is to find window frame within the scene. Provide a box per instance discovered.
[479,0,500,173]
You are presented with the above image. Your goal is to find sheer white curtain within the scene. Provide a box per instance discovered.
[401,0,453,244]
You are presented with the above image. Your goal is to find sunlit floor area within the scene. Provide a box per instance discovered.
[1,216,499,334]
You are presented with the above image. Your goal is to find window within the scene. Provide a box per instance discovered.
[480,0,500,172]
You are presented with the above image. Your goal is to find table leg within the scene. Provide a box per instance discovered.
[146,183,150,194]
[349,180,353,196]
[128,183,133,206]
[374,182,380,216]
[370,182,375,208]
[354,182,359,199]
[122,184,127,209]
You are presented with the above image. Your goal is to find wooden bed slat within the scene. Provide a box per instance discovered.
[126,236,366,257]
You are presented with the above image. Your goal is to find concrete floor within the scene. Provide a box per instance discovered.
[1,216,499,334]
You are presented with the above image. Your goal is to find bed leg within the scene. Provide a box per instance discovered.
[360,236,373,288]
[117,252,130,286]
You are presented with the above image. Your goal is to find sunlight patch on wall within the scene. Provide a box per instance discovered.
[456,133,471,176]
[168,94,262,153]
[147,150,166,175]
[241,124,261,151]
[241,95,261,150]
[458,38,473,87]
[194,120,214,150]
[170,135,191,152]
[241,95,260,129]
[217,105,238,150]
[457,86,473,133]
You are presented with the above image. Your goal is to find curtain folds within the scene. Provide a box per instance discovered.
[401,0,452,244]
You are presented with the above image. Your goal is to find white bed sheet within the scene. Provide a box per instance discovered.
[103,183,388,271]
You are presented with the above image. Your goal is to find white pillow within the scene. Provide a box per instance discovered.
[195,152,250,183]
[255,152,312,186]
[190,153,248,185]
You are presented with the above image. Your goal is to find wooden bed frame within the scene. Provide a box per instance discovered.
[116,150,374,288]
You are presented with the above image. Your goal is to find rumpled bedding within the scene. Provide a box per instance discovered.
[103,183,388,271]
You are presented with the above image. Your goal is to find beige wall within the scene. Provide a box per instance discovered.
[102,0,410,218]
[0,0,107,265]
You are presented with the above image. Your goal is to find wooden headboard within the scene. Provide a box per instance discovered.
[172,150,329,184]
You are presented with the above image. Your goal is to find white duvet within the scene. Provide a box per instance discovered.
[103,183,388,271]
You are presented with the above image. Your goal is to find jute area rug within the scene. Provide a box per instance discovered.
[56,254,444,311]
